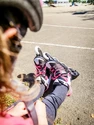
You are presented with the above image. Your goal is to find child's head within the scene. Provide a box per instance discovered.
[0,0,43,62]
[0,0,43,111]
[0,0,43,33]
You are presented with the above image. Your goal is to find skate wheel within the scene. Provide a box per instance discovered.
[35,46,43,56]
[43,52,53,61]
[43,52,49,60]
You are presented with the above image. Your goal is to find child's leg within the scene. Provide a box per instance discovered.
[34,48,79,125]
[42,82,68,125]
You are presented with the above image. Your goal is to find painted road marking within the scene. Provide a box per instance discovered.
[22,41,94,51]
[43,24,94,30]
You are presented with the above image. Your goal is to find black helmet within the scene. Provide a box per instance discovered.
[0,0,43,34]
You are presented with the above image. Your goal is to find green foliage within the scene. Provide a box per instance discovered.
[82,0,86,3]
[69,0,81,2]
[69,0,72,2]
[49,0,53,4]
[77,0,81,2]
[44,0,54,4]
[54,118,62,125]
[74,0,78,2]
[88,0,94,4]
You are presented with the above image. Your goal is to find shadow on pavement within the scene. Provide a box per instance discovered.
[72,10,94,21]
[73,11,87,15]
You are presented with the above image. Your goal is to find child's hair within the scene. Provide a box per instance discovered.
[0,28,15,112]
[0,28,41,113]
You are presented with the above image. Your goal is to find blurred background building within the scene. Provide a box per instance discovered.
[42,0,90,4]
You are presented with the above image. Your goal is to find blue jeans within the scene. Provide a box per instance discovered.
[42,82,68,125]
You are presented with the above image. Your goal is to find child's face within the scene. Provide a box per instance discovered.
[3,27,22,66]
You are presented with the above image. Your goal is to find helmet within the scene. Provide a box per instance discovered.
[0,0,43,34]
[0,0,43,65]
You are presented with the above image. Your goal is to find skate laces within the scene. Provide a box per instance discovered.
[46,58,69,81]
[34,55,47,78]
[51,66,66,80]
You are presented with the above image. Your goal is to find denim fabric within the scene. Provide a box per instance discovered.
[43,82,68,125]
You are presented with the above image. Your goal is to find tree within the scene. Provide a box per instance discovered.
[88,0,94,4]
[44,0,54,5]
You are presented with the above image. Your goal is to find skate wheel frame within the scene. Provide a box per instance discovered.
[35,46,57,61]
[35,46,43,56]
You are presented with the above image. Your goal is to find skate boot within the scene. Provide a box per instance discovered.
[34,46,51,90]
[43,52,79,81]
[43,52,79,96]
[34,46,79,95]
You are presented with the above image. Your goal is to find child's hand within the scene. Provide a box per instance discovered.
[35,100,48,125]
[7,100,48,125]
[7,102,28,117]
[3,28,17,40]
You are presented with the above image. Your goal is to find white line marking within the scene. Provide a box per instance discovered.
[43,24,94,30]
[22,41,94,51]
